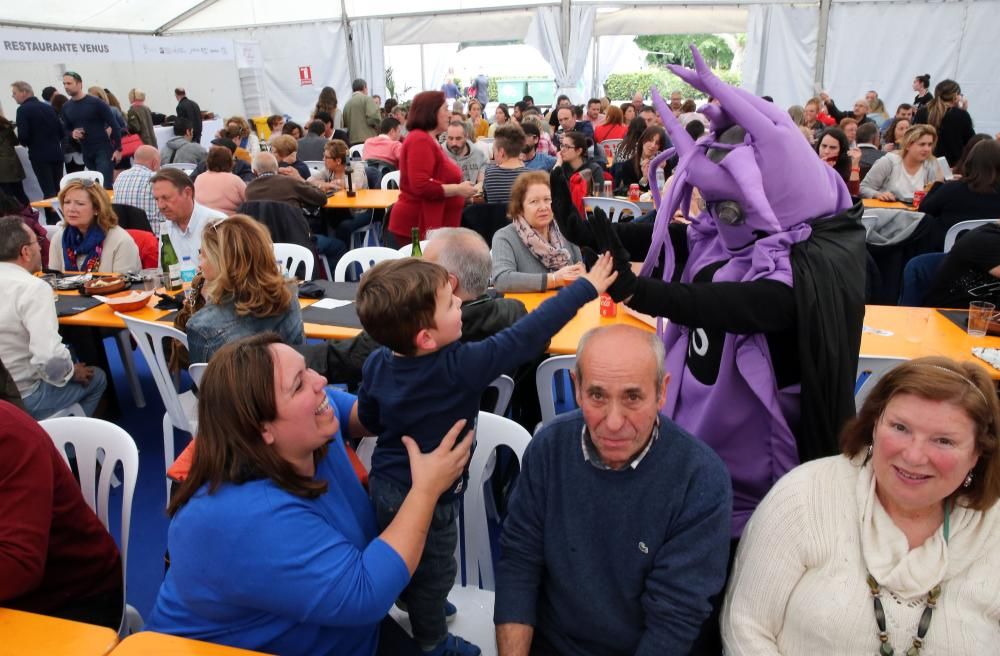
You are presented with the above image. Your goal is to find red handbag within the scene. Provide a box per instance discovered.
[119,133,142,158]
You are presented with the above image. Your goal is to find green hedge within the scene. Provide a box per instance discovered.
[604,69,740,102]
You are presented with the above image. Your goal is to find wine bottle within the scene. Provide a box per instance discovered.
[160,235,182,291]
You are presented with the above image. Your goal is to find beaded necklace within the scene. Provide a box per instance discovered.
[865,500,951,656]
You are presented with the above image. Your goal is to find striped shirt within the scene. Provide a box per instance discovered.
[112,164,166,235]
[482,164,527,205]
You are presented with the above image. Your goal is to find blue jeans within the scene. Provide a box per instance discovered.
[83,147,115,189]
[370,475,459,650]
[22,367,107,420]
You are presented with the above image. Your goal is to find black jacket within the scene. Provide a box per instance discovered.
[176,96,203,143]
[14,97,64,163]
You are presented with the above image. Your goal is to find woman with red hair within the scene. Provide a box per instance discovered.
[387,91,476,247]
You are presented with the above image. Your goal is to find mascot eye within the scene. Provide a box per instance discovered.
[712,200,744,226]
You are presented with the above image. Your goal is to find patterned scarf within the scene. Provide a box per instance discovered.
[512,216,572,271]
[62,224,106,272]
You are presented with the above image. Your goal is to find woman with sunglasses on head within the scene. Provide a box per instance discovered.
[616,125,668,197]
[814,127,861,196]
[723,356,1000,655]
[48,178,140,273]
[184,214,304,364]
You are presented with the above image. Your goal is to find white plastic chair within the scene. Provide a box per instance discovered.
[395,240,429,257]
[40,416,143,635]
[46,402,86,419]
[348,144,365,161]
[390,412,529,655]
[487,375,515,416]
[273,242,315,280]
[599,138,623,160]
[59,170,104,190]
[304,160,325,176]
[856,356,906,411]
[943,219,998,252]
[188,362,208,387]
[161,162,196,174]
[381,170,401,190]
[535,354,577,429]
[333,246,402,282]
[583,197,642,223]
[116,313,198,501]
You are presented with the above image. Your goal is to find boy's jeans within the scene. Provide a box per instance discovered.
[370,475,459,650]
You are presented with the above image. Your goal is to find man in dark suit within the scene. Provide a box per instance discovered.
[11,81,64,198]
[174,87,202,145]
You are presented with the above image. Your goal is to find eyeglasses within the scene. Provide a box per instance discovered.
[560,143,580,151]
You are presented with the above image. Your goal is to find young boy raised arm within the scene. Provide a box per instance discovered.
[355,253,616,656]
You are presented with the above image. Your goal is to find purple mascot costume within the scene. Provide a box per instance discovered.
[558,47,868,536]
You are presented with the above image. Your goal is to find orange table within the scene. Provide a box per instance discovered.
[57,294,360,341]
[32,190,115,210]
[0,608,119,655]
[507,291,654,354]
[862,198,915,211]
[861,305,1000,379]
[324,189,399,209]
[111,632,274,655]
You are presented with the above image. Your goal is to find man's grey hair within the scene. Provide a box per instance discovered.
[575,325,666,394]
[426,227,491,297]
[0,216,31,262]
[352,78,367,92]
[11,81,32,95]
[252,152,278,174]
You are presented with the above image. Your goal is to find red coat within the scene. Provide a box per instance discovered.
[388,129,464,241]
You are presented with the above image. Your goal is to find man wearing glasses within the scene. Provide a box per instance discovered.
[0,217,106,419]
[60,71,121,190]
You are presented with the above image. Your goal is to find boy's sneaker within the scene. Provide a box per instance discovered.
[395,599,458,623]
[423,633,481,656]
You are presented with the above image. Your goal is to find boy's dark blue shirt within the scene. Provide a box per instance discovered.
[358,279,597,500]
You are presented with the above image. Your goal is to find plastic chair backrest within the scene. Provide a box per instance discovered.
[856,356,906,411]
[333,246,402,281]
[461,411,531,590]
[944,219,998,252]
[381,170,401,190]
[304,160,325,176]
[396,240,429,257]
[59,170,104,190]
[349,144,365,160]
[599,138,623,160]
[535,354,577,426]
[116,313,193,433]
[188,362,207,387]
[487,375,515,416]
[39,416,138,590]
[583,197,642,224]
[161,162,196,174]
[273,242,315,280]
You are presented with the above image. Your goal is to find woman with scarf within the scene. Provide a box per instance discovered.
[723,357,1000,654]
[48,179,140,273]
[491,170,583,292]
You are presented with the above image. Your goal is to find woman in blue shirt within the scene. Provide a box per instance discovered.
[146,333,472,656]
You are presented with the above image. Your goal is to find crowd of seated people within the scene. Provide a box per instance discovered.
[5,67,1000,656]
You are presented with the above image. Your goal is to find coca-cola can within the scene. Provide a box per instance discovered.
[599,293,617,317]
[912,190,925,208]
[628,184,641,202]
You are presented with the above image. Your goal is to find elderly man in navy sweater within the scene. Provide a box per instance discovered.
[495,325,732,656]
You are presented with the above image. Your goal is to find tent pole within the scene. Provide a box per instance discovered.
[814,0,832,92]
[420,44,426,93]
[592,35,600,99]
[155,0,222,34]
[341,0,358,84]
[560,0,572,79]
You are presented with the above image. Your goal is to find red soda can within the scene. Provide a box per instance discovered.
[912,190,925,208]
[599,293,617,317]
[628,184,641,202]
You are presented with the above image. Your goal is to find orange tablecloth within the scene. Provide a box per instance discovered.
[324,189,399,209]
[111,632,274,655]
[0,608,119,656]
[860,305,1000,379]
[862,198,915,210]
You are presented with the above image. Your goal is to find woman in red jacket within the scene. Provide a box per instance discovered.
[387,91,476,247]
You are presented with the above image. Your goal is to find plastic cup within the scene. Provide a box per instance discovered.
[139,268,162,292]
[968,301,995,337]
